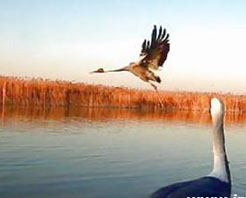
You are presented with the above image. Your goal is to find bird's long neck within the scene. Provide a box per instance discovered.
[208,111,231,185]
[106,66,130,73]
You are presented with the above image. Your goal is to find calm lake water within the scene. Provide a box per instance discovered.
[0,107,246,198]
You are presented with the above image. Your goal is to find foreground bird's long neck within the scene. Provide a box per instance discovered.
[208,111,231,185]
[106,66,130,73]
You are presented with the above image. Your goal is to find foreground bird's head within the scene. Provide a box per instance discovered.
[90,68,105,74]
[210,98,224,123]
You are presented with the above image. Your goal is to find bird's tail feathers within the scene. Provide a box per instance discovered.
[155,76,161,83]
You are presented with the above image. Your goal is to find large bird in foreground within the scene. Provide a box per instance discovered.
[91,25,170,92]
[150,98,231,198]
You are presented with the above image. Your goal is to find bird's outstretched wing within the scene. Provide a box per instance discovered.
[139,25,170,71]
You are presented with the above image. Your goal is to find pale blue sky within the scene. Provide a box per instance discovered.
[1,1,246,92]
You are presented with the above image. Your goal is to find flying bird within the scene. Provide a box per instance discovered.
[150,98,231,198]
[91,25,170,93]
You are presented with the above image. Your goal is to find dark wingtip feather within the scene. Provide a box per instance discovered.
[147,40,150,49]
[165,33,169,41]
[157,26,163,41]
[142,39,146,52]
[151,25,157,47]
[161,29,166,40]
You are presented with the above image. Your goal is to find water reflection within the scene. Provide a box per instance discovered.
[1,106,246,126]
[0,106,246,197]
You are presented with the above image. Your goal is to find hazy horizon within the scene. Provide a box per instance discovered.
[1,1,246,93]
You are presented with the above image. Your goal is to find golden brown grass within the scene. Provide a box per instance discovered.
[1,75,246,112]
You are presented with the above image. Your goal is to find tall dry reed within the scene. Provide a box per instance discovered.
[1,76,246,112]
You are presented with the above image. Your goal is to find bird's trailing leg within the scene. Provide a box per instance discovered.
[150,82,163,107]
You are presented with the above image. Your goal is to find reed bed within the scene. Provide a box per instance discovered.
[1,75,246,112]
